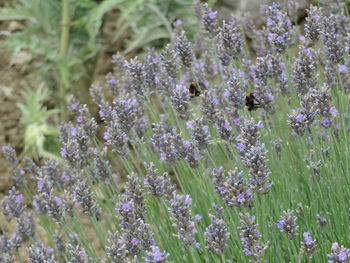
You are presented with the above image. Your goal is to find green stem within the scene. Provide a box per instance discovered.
[60,0,70,59]
[59,0,70,121]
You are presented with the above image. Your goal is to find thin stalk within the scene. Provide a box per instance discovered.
[59,0,70,121]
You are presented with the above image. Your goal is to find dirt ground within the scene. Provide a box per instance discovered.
[0,20,34,192]
[0,0,124,193]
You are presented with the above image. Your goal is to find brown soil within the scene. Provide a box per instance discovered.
[0,17,39,191]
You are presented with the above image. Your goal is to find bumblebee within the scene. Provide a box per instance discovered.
[245,92,262,111]
[189,81,203,98]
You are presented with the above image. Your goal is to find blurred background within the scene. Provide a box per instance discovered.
[0,0,312,192]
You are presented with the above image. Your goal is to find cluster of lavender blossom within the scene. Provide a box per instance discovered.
[1,0,350,262]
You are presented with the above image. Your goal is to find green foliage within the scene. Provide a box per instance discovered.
[17,84,61,160]
[116,0,200,55]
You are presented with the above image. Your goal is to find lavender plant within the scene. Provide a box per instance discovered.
[1,1,350,262]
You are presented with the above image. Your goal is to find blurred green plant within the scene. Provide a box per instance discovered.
[114,0,201,55]
[17,84,61,160]
[0,0,203,158]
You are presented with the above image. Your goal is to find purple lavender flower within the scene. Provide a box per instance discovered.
[272,138,283,159]
[144,163,175,199]
[125,58,146,96]
[236,119,263,152]
[214,113,233,142]
[168,194,199,248]
[170,84,191,120]
[59,123,94,169]
[328,242,350,263]
[104,123,129,155]
[180,140,200,168]
[265,3,293,53]
[88,148,112,184]
[238,213,269,262]
[151,123,183,166]
[113,96,143,133]
[287,109,315,136]
[204,205,230,254]
[322,15,345,64]
[122,173,146,217]
[160,44,178,79]
[67,97,97,137]
[106,231,128,262]
[300,232,316,259]
[223,70,246,109]
[174,30,194,68]
[144,246,170,263]
[70,176,101,220]
[243,144,273,194]
[1,145,25,187]
[90,85,115,123]
[216,16,243,65]
[67,243,89,263]
[200,91,219,123]
[186,117,211,151]
[27,242,57,263]
[143,49,160,93]
[200,3,218,39]
[210,167,253,209]
[53,232,66,257]
[305,5,323,41]
[15,211,35,243]
[2,187,25,221]
[276,210,299,239]
[105,72,119,96]
[34,189,70,225]
[293,45,318,95]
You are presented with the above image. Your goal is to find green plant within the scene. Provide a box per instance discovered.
[17,84,61,160]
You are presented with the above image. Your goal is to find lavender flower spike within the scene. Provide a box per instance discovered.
[276,209,299,240]
[168,194,199,248]
[144,245,170,263]
[328,242,350,263]
[238,213,269,262]
[204,205,230,254]
[300,232,316,259]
